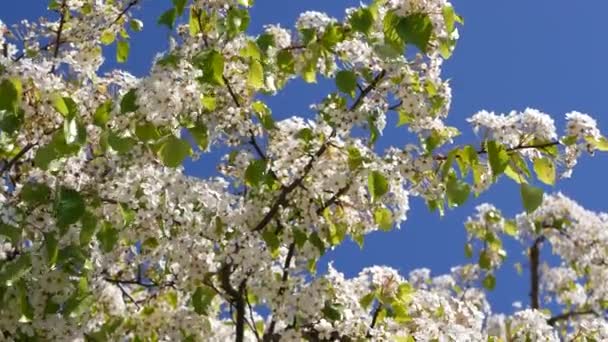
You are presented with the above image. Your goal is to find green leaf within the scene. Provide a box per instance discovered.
[188,124,209,150]
[521,183,543,213]
[585,136,608,152]
[44,232,59,267]
[119,203,135,226]
[194,50,225,86]
[396,13,433,52]
[129,19,143,32]
[189,7,201,36]
[464,243,473,258]
[240,40,262,61]
[0,254,32,286]
[349,8,374,36]
[108,132,137,154]
[533,157,555,185]
[93,100,112,127]
[200,95,217,111]
[487,141,509,178]
[120,89,138,114]
[55,187,86,227]
[0,78,21,114]
[80,211,98,246]
[247,59,264,90]
[34,144,58,170]
[446,175,470,207]
[158,135,192,167]
[442,5,457,33]
[97,222,119,253]
[252,101,275,130]
[100,30,115,45]
[172,0,187,16]
[504,220,518,237]
[383,11,403,51]
[158,8,177,29]
[322,302,343,322]
[17,280,34,322]
[226,7,250,39]
[135,122,160,142]
[276,50,295,74]
[256,33,275,52]
[244,159,266,187]
[301,58,317,83]
[53,96,78,118]
[359,292,375,310]
[368,171,389,202]
[262,229,280,254]
[478,250,492,270]
[0,224,21,244]
[192,287,215,315]
[483,274,496,290]
[293,228,308,248]
[374,208,393,231]
[63,117,86,145]
[308,232,326,255]
[397,111,414,127]
[116,40,129,63]
[327,222,347,246]
[335,70,357,98]
[347,146,363,171]
[21,182,51,205]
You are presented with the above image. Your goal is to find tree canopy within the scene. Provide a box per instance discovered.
[1,0,608,341]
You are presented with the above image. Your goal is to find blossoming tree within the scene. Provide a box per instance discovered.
[1,0,608,341]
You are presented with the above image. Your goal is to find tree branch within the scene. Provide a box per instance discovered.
[49,0,68,73]
[547,309,597,326]
[0,143,34,177]
[252,69,386,233]
[434,141,560,161]
[111,0,139,26]
[529,236,544,310]
[263,242,296,341]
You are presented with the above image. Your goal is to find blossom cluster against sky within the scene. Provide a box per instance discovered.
[5,0,608,314]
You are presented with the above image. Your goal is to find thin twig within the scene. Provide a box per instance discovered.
[547,309,597,326]
[49,0,67,73]
[0,143,34,176]
[111,0,139,25]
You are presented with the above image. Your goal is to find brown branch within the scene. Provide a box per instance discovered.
[223,75,242,108]
[434,141,560,161]
[529,236,544,310]
[49,0,67,74]
[316,181,352,215]
[349,70,386,112]
[245,289,262,342]
[366,305,382,338]
[0,143,34,176]
[235,281,247,342]
[547,309,597,326]
[111,0,139,26]
[263,242,296,341]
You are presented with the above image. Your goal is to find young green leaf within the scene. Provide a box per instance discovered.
[55,187,86,227]
[533,157,555,185]
[158,135,192,167]
[116,40,129,63]
[336,70,357,98]
[520,183,544,213]
[368,171,389,202]
[247,59,264,90]
[374,207,393,231]
[120,89,138,114]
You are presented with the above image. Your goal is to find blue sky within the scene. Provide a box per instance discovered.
[4,0,608,314]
